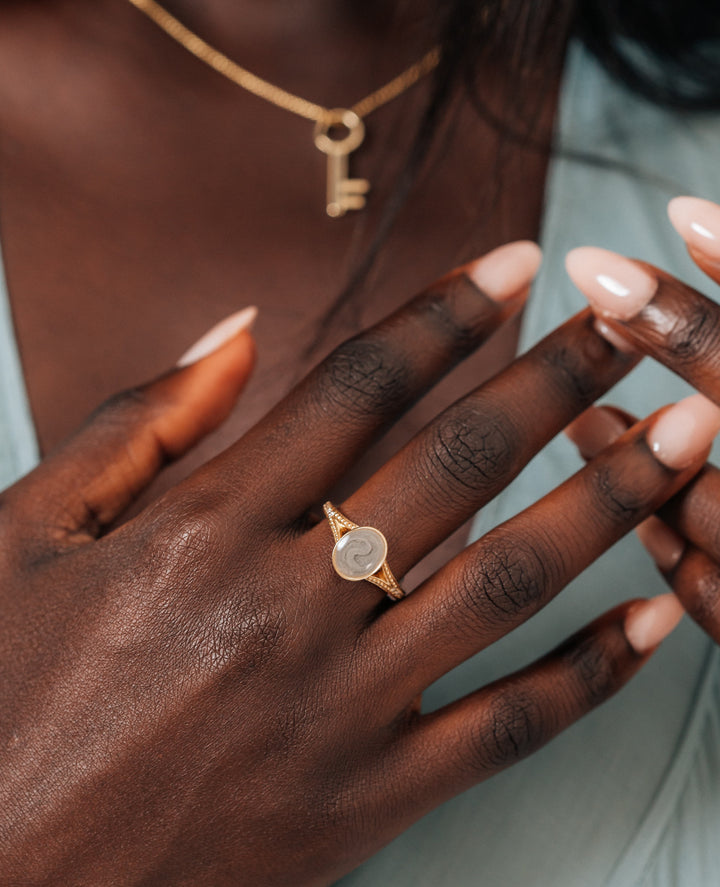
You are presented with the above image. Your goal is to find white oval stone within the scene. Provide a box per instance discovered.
[332,527,388,581]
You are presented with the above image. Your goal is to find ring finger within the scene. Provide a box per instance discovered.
[314,309,635,607]
[370,394,720,697]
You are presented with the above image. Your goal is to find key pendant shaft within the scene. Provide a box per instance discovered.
[313,109,370,218]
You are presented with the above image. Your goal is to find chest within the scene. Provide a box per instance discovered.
[0,8,556,524]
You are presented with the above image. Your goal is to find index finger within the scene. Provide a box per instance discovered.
[566,247,720,401]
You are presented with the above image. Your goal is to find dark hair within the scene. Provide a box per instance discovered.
[313,0,720,350]
[577,0,720,109]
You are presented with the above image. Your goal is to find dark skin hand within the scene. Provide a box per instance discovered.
[0,250,710,885]
[3,2,708,885]
[567,230,720,646]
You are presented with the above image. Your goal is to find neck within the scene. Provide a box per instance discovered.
[164,0,437,43]
[149,0,440,107]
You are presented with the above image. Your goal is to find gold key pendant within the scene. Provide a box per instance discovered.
[313,109,370,218]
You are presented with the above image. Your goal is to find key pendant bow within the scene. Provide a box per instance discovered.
[314,109,370,218]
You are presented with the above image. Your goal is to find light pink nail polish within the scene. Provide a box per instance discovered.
[177,306,258,367]
[636,516,685,572]
[465,240,542,302]
[593,318,637,354]
[647,393,720,470]
[565,407,628,460]
[624,593,685,654]
[565,247,658,319]
[668,196,720,262]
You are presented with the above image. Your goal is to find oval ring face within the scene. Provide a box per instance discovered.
[332,527,388,581]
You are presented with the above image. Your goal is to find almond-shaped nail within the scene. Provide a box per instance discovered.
[565,406,628,460]
[624,593,685,654]
[566,247,657,319]
[177,306,258,367]
[668,196,720,262]
[647,393,720,470]
[636,516,686,572]
[465,240,542,303]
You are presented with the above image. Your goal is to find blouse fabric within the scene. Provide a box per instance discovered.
[1,40,720,887]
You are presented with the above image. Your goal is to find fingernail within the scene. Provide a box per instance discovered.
[593,318,637,354]
[465,240,542,302]
[668,196,720,262]
[566,247,658,319]
[565,406,628,460]
[624,593,685,654]
[177,306,258,367]
[636,516,686,572]
[647,393,720,470]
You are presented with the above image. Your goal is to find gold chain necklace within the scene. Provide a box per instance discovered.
[126,0,440,217]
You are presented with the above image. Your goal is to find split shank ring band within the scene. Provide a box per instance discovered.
[323,502,404,601]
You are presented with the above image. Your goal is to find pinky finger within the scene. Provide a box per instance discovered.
[638,524,720,644]
[394,597,682,806]
[564,405,720,642]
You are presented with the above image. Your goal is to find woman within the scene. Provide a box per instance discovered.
[2,1,720,883]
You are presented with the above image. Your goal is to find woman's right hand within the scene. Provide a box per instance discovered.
[0,242,707,886]
[565,197,720,647]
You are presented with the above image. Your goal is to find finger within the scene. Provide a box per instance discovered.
[5,308,257,546]
[391,596,683,811]
[566,404,720,569]
[566,403,720,644]
[645,543,720,643]
[668,196,720,286]
[566,247,720,401]
[564,403,633,460]
[373,395,720,695]
[332,308,636,580]
[204,241,541,523]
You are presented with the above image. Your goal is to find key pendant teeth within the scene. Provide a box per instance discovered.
[313,109,370,218]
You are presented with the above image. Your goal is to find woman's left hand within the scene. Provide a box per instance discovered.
[566,196,720,643]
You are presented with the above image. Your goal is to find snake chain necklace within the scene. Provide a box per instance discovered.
[127,0,441,217]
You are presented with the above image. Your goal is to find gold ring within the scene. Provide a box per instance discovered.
[323,502,404,601]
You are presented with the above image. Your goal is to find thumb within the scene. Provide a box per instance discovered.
[7,307,257,545]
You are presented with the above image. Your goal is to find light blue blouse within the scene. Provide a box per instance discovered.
[1,41,719,887]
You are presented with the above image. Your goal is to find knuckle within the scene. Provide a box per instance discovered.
[165,511,221,568]
[410,283,490,358]
[91,386,152,427]
[467,688,548,773]
[587,463,644,524]
[141,500,228,581]
[193,594,290,673]
[564,634,621,708]
[684,562,720,628]
[425,400,518,503]
[457,531,554,631]
[660,301,720,366]
[129,504,290,671]
[540,339,604,407]
[317,335,411,419]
